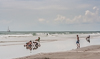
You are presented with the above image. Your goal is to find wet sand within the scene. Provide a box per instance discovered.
[15,45,100,59]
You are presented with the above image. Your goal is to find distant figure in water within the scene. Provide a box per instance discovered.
[47,33,48,36]
[35,37,40,42]
[76,35,80,49]
[86,35,90,43]
[35,37,41,46]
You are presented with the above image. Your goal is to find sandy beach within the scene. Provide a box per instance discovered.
[15,45,100,59]
[0,31,100,59]
[1,0,100,58]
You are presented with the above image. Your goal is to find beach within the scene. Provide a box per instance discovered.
[15,45,100,59]
[1,0,100,59]
[0,31,100,59]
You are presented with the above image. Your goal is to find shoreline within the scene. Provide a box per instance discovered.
[15,45,100,59]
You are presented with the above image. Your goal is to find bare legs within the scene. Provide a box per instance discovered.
[77,43,80,49]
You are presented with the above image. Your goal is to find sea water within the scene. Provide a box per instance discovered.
[0,31,100,59]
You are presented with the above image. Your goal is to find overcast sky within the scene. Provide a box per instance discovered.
[0,0,100,31]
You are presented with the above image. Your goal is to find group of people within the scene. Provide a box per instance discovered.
[25,35,90,50]
[24,37,40,48]
[76,35,90,49]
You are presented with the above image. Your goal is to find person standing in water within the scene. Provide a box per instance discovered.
[35,37,40,42]
[76,35,80,49]
[86,35,90,43]
[37,37,40,46]
[35,37,40,46]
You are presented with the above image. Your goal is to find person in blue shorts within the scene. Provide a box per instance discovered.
[76,35,80,49]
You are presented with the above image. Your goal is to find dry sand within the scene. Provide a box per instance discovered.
[15,45,100,59]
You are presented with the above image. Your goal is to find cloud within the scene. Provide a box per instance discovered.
[93,6,99,10]
[54,15,66,21]
[54,6,100,24]
[38,18,45,22]
[38,18,50,23]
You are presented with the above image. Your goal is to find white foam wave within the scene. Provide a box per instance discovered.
[0,34,33,37]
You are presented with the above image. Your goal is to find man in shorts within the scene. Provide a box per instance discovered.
[76,35,80,49]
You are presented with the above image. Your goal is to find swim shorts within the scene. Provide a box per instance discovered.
[76,41,79,43]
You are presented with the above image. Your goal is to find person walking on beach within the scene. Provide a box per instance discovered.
[86,35,90,43]
[76,35,80,49]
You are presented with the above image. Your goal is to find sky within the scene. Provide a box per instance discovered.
[0,0,100,31]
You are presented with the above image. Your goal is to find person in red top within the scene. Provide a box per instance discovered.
[35,37,40,42]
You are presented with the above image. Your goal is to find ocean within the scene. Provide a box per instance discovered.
[0,31,100,59]
[0,31,100,36]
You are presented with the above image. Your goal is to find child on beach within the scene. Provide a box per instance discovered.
[76,35,80,49]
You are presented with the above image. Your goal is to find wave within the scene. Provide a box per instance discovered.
[0,34,33,37]
[0,31,100,37]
